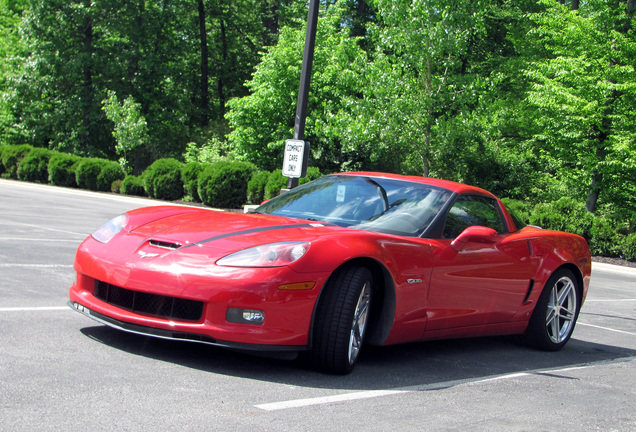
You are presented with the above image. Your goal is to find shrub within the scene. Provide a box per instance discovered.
[528,197,594,238]
[0,145,8,175]
[246,171,270,204]
[121,175,147,196]
[97,161,125,192]
[263,169,287,200]
[49,153,82,187]
[588,215,619,257]
[111,180,123,193]
[76,158,107,191]
[17,148,55,183]
[143,158,184,200]
[198,161,257,208]
[620,233,636,261]
[181,162,204,202]
[263,167,322,200]
[1,144,33,179]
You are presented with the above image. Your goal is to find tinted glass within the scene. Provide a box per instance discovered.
[443,195,506,239]
[256,175,453,236]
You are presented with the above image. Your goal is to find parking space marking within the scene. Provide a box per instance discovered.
[255,359,633,411]
[0,264,74,268]
[585,299,636,302]
[577,322,636,336]
[0,237,81,242]
[0,219,87,237]
[0,306,69,312]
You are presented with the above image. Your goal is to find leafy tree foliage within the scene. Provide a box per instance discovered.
[523,0,636,214]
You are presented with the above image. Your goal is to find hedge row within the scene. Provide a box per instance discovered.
[2,144,634,261]
[502,197,636,261]
[0,144,124,191]
[0,144,322,210]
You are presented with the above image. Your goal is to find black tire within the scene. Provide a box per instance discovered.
[523,268,581,351]
[311,266,373,374]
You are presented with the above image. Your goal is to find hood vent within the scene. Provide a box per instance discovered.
[149,239,182,250]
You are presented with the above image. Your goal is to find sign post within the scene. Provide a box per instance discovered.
[284,0,319,190]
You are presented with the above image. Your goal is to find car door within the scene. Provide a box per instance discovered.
[426,194,535,331]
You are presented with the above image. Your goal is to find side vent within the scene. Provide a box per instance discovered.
[523,279,535,304]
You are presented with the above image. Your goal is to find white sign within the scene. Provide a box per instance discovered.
[282,139,307,178]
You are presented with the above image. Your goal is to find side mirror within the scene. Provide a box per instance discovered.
[451,226,498,251]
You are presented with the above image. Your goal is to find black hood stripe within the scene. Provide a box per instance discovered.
[180,223,330,249]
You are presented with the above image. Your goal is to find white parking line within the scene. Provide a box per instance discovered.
[592,262,636,275]
[577,322,636,336]
[0,306,69,312]
[585,299,636,302]
[0,219,87,237]
[0,237,82,242]
[0,264,73,268]
[255,360,633,411]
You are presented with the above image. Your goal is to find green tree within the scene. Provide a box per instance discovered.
[226,2,368,173]
[523,0,636,213]
[102,91,148,173]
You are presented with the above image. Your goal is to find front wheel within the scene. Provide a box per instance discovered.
[523,268,581,351]
[311,266,373,374]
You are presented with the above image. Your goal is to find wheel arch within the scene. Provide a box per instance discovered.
[307,257,396,350]
[550,262,585,300]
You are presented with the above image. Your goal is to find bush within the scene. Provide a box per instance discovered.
[97,161,125,192]
[1,144,33,179]
[111,180,123,193]
[246,171,270,204]
[181,162,205,202]
[621,233,636,261]
[198,161,257,208]
[263,169,287,200]
[263,167,322,200]
[121,175,147,196]
[529,197,594,238]
[49,153,82,187]
[143,158,184,200]
[76,158,108,191]
[588,215,619,257]
[17,148,55,183]
[0,145,8,175]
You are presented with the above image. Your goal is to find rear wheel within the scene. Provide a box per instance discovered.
[311,266,373,374]
[523,268,580,351]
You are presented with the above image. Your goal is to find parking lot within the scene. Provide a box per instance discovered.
[1,178,634,431]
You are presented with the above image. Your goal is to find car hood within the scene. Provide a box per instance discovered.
[125,206,344,259]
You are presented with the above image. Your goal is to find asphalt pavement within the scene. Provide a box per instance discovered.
[1,178,634,432]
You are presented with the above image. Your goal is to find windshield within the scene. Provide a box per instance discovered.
[256,175,453,236]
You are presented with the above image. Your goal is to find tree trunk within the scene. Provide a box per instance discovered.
[217,17,227,116]
[198,0,209,127]
[80,1,94,153]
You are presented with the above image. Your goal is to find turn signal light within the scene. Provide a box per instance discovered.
[277,282,316,290]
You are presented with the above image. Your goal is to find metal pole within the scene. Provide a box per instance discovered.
[287,0,319,190]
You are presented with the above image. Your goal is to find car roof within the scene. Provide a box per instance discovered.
[337,171,495,198]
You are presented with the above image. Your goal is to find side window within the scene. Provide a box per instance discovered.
[443,195,506,239]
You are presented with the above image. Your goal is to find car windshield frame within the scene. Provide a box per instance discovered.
[255,175,454,237]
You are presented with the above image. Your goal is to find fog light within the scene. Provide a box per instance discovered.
[226,308,265,325]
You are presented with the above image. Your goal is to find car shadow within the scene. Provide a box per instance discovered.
[79,325,636,391]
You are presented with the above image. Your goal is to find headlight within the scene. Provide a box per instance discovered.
[216,241,309,267]
[91,214,129,243]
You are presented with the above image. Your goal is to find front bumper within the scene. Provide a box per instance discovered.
[68,300,304,351]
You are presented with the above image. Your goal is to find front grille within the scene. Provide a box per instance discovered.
[94,281,203,322]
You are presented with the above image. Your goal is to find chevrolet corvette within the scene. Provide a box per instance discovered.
[69,172,591,374]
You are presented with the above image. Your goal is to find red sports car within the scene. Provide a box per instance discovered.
[69,172,591,374]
